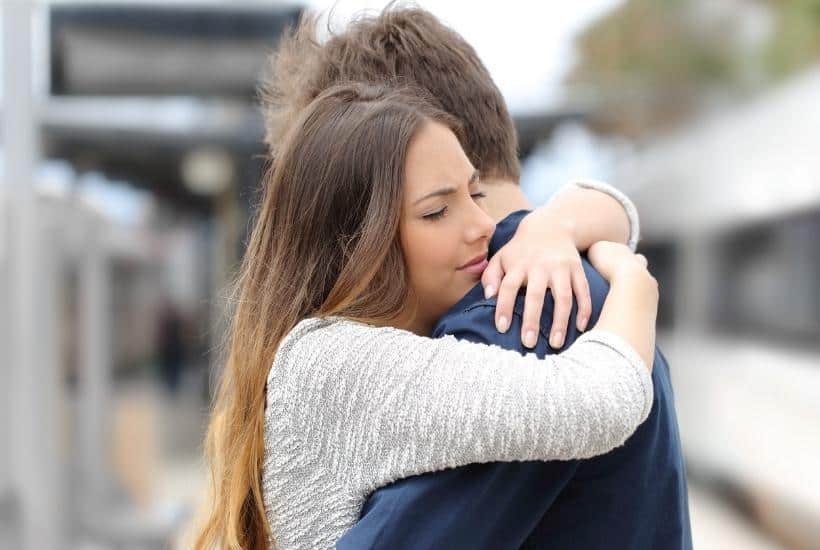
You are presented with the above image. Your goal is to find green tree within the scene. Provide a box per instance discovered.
[566,0,820,136]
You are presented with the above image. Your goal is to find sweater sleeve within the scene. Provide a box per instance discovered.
[272,318,653,495]
[551,179,641,252]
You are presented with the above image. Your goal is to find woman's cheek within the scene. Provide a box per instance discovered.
[426,226,453,271]
[409,219,457,295]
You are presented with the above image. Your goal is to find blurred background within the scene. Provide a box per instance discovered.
[1,0,818,548]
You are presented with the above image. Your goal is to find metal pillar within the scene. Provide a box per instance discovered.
[3,2,62,549]
[78,214,112,515]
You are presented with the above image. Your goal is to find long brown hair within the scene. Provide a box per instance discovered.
[192,83,459,549]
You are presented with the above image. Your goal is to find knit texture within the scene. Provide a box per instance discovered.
[263,317,653,549]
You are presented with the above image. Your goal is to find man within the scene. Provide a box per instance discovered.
[262,8,691,549]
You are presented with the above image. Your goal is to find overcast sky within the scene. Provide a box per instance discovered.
[304,0,623,113]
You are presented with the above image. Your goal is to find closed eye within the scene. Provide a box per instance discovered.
[423,206,448,220]
[424,192,484,221]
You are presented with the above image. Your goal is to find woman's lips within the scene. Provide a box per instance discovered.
[457,253,489,274]
[460,258,489,274]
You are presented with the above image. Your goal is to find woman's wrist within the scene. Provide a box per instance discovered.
[608,269,659,324]
[533,184,632,250]
[595,280,658,371]
[611,260,653,282]
[519,206,578,245]
[566,180,641,251]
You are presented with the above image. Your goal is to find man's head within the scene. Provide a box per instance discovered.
[261,6,520,182]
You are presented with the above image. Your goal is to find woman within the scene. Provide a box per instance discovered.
[193,84,659,549]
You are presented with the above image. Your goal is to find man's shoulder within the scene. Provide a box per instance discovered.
[432,285,540,358]
[489,209,531,255]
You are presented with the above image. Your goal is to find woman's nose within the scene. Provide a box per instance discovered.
[465,202,495,243]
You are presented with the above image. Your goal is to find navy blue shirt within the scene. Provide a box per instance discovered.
[337,211,691,550]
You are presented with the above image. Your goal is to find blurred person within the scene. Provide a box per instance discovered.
[193,82,659,549]
[261,7,691,550]
[158,297,185,396]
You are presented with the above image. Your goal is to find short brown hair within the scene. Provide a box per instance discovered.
[261,6,520,182]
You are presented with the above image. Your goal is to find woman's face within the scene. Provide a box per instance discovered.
[400,120,496,330]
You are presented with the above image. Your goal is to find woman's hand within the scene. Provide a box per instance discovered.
[586,241,650,283]
[586,240,658,371]
[482,220,593,350]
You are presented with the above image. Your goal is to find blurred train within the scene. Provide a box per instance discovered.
[613,66,820,547]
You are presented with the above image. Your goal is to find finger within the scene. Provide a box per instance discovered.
[635,253,647,268]
[481,254,504,299]
[571,264,593,332]
[521,269,548,348]
[548,270,573,349]
[495,268,525,333]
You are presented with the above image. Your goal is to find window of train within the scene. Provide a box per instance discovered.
[638,242,678,331]
[711,210,820,345]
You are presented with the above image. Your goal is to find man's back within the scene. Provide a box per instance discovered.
[337,211,691,549]
[519,344,689,548]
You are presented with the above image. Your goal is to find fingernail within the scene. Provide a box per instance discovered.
[497,315,509,333]
[484,285,495,299]
[523,329,537,348]
[577,316,588,331]
[550,331,563,348]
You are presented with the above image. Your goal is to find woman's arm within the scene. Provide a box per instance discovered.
[544,180,641,252]
[270,310,654,496]
[587,240,659,369]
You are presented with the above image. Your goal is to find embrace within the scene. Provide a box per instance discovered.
[194,7,691,550]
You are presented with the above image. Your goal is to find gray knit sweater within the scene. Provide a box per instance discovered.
[262,319,653,549]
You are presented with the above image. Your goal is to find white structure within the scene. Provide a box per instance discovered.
[614,67,820,543]
[616,67,820,241]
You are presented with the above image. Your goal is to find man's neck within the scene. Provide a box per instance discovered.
[481,178,532,222]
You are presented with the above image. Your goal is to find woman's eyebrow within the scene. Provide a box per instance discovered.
[413,186,456,205]
[413,170,481,206]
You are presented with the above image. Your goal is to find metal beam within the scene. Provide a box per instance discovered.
[50,4,302,97]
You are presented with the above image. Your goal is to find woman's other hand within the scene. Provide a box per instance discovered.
[587,240,659,371]
[481,221,593,350]
[586,240,651,283]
